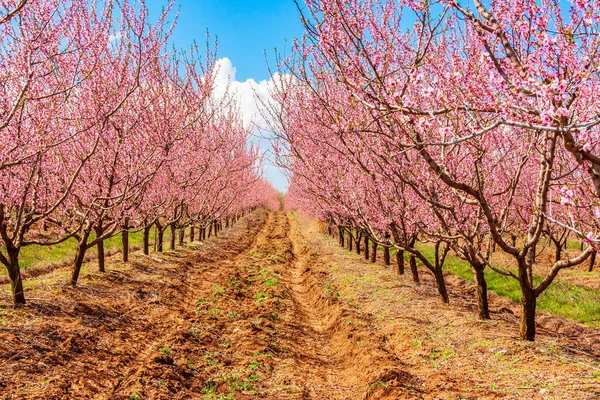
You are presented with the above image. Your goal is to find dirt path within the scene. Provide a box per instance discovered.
[284,234,345,395]
[3,211,600,399]
[274,214,411,399]
[0,210,268,399]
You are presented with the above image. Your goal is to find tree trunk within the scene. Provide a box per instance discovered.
[178,228,184,246]
[396,250,405,275]
[6,247,25,305]
[554,241,562,262]
[356,233,361,254]
[520,289,537,341]
[526,248,535,287]
[157,227,164,252]
[208,223,213,238]
[71,230,91,287]
[122,218,129,263]
[94,224,105,272]
[190,226,195,242]
[169,223,176,250]
[433,267,449,303]
[348,231,353,251]
[473,265,490,320]
[409,254,420,286]
[370,241,377,263]
[589,251,597,272]
[339,227,345,248]
[143,224,151,255]
[384,246,390,266]
[364,236,369,260]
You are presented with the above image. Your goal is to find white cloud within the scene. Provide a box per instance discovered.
[212,57,276,129]
[212,58,289,192]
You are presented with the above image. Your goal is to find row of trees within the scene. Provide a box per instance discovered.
[266,0,600,340]
[0,0,278,306]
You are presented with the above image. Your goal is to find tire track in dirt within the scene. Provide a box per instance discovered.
[1,211,421,399]
[112,210,305,399]
[283,219,346,397]
[277,214,420,400]
[111,212,272,398]
[0,210,268,400]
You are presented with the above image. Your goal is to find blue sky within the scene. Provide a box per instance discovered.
[146,0,306,192]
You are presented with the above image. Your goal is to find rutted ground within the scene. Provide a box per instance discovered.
[293,215,600,399]
[1,211,600,399]
[0,211,268,399]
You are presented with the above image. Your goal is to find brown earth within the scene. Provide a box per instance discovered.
[1,210,599,399]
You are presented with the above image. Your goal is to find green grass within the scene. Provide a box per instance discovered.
[342,235,600,326]
[335,231,600,325]
[0,228,152,274]
[567,239,585,250]
[411,243,600,327]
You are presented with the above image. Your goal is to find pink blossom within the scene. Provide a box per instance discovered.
[555,107,569,117]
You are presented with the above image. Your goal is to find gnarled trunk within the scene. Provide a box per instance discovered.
[364,236,369,260]
[122,218,129,263]
[178,228,184,246]
[190,226,195,242]
[94,224,105,272]
[554,240,562,262]
[71,229,91,287]
[5,247,25,305]
[520,288,537,341]
[143,224,151,255]
[396,250,404,275]
[370,241,377,263]
[156,222,164,252]
[169,223,176,250]
[433,267,449,304]
[383,246,390,266]
[473,265,490,320]
[589,251,597,272]
[409,253,420,286]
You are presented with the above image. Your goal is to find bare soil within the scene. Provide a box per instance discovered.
[1,211,599,399]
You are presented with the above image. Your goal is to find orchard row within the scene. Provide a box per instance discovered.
[268,0,600,341]
[0,1,278,306]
